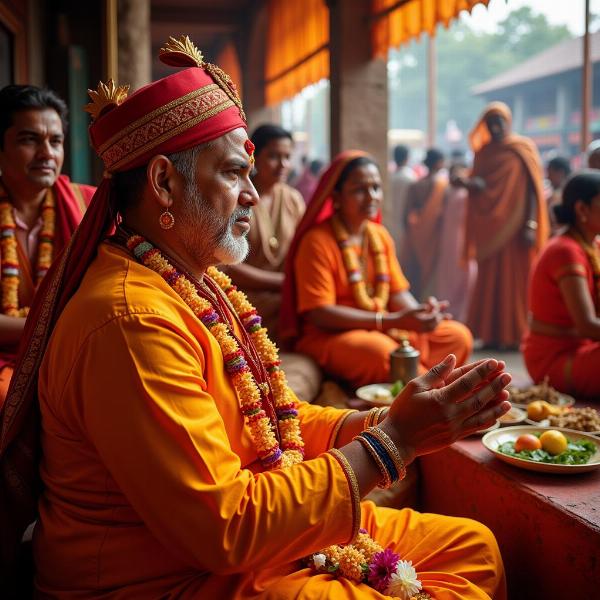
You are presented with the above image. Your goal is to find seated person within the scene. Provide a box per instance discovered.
[523,170,600,399]
[0,40,510,599]
[0,85,94,408]
[227,124,321,401]
[281,151,473,389]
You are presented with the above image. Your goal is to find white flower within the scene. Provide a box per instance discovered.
[312,553,327,569]
[385,560,422,600]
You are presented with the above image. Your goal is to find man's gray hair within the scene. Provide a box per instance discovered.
[168,141,213,187]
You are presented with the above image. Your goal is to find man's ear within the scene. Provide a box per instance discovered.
[146,155,182,209]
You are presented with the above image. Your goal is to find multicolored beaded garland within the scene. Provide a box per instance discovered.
[331,214,390,312]
[0,189,55,317]
[127,233,304,470]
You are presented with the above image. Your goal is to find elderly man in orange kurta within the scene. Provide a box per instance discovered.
[459,102,548,349]
[0,38,512,599]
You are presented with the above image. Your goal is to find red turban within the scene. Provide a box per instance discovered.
[0,36,247,586]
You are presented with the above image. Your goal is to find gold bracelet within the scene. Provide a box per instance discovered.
[365,426,407,481]
[363,407,379,429]
[354,435,392,489]
[375,407,389,425]
[375,311,383,331]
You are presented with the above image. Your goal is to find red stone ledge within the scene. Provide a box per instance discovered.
[419,437,600,598]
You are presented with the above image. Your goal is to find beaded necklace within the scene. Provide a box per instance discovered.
[126,231,427,598]
[331,215,390,312]
[0,189,55,317]
[568,227,600,314]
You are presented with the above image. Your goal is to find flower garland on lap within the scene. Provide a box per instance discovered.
[0,189,55,317]
[331,215,390,312]
[126,232,429,600]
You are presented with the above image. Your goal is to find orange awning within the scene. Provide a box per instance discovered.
[265,0,329,106]
[371,0,490,59]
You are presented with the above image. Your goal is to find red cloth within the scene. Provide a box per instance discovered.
[280,150,370,341]
[522,234,600,397]
[0,51,246,591]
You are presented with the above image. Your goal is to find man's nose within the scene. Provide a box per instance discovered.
[36,140,54,160]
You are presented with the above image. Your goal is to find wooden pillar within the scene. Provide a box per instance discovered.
[328,0,388,174]
[104,0,118,81]
[427,34,436,147]
[581,0,591,153]
[117,0,151,91]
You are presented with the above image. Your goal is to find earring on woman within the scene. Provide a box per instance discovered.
[159,206,175,230]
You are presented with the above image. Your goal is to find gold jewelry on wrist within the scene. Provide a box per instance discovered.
[375,311,384,331]
[525,219,538,230]
[354,435,393,488]
[363,407,388,430]
[366,426,407,481]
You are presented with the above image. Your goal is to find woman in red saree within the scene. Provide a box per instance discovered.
[522,170,600,399]
[281,151,472,389]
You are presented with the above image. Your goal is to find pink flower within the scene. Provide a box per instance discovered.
[367,548,400,591]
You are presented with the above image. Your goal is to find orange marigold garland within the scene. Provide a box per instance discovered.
[0,190,55,317]
[127,234,304,470]
[331,215,390,312]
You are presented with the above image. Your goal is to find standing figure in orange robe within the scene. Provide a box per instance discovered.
[522,171,600,399]
[0,37,510,600]
[457,102,548,349]
[281,152,472,389]
[0,85,94,409]
[401,148,447,300]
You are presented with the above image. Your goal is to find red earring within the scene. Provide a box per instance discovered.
[159,207,175,230]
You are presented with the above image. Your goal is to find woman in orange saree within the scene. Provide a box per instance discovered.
[281,151,472,389]
[522,171,600,399]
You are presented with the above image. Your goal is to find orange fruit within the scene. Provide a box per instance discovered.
[527,401,551,421]
[514,434,542,452]
[539,430,568,455]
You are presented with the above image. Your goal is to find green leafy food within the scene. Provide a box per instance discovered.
[390,380,404,396]
[498,437,597,465]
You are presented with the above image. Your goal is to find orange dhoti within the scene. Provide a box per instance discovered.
[296,320,473,388]
[241,502,506,600]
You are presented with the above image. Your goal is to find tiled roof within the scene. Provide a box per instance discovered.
[472,31,600,95]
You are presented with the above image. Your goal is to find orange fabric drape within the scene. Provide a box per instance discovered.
[265,0,329,105]
[371,0,490,59]
[216,41,243,100]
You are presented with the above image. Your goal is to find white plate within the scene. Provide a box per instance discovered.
[509,391,575,409]
[498,406,526,426]
[355,383,394,406]
[482,425,600,474]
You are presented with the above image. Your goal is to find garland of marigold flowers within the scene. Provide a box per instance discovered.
[127,233,304,470]
[0,189,55,317]
[331,215,390,312]
[126,232,429,599]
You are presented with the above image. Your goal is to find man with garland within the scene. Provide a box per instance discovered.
[0,37,511,599]
[0,85,94,408]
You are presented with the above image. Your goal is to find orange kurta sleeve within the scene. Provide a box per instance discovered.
[64,311,359,574]
[296,400,355,457]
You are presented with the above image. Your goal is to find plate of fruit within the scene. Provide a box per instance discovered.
[482,425,600,473]
[507,378,575,409]
[525,404,600,436]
